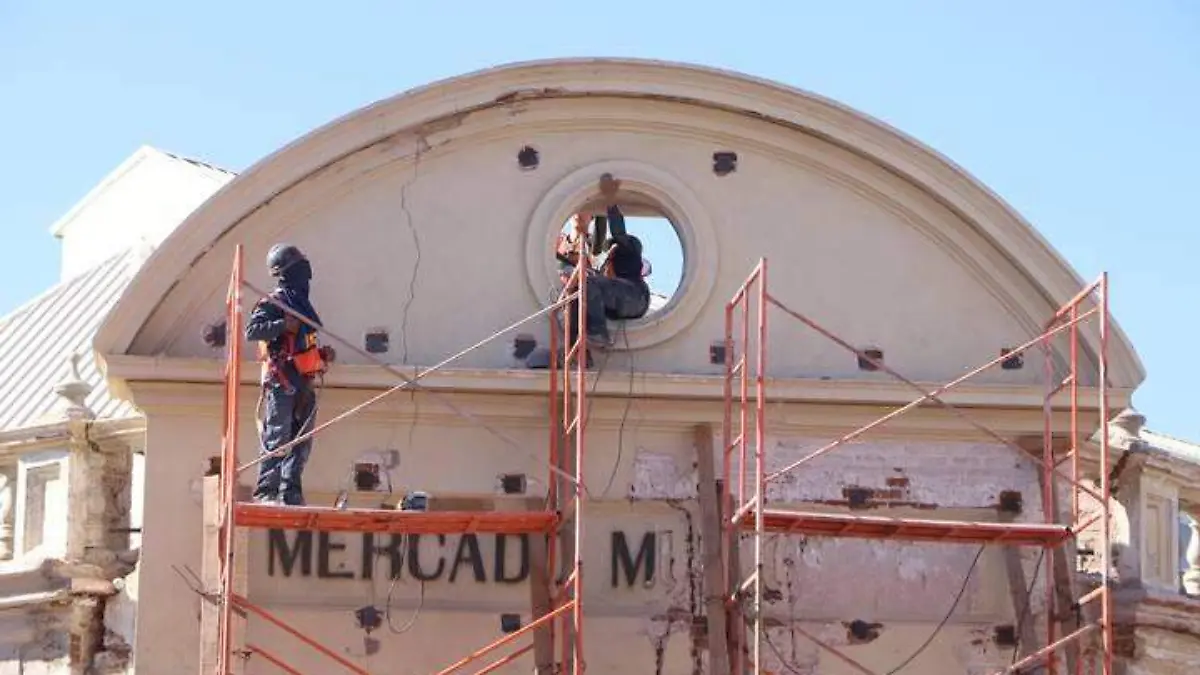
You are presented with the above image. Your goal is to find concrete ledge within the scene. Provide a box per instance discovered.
[101,354,1132,412]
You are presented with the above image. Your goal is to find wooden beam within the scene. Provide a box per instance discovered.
[999,508,1041,670]
[694,424,732,675]
[199,467,249,675]
[1038,469,1082,675]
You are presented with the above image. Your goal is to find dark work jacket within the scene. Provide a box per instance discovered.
[597,205,651,298]
[246,294,319,392]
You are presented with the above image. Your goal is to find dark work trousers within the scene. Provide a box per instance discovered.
[565,270,650,343]
[254,379,317,505]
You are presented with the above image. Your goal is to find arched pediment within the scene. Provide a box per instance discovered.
[94,58,1143,393]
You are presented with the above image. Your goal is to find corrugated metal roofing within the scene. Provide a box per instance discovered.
[0,249,139,431]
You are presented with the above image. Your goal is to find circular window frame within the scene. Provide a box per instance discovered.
[524,160,717,351]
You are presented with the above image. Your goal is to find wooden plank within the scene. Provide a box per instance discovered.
[524,501,555,673]
[999,509,1041,669]
[199,474,220,675]
[200,468,250,675]
[234,503,557,534]
[754,510,1072,545]
[1038,470,1081,674]
[725,469,745,672]
[694,424,732,675]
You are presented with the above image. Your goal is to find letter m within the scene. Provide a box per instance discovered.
[268,530,313,577]
[611,532,655,588]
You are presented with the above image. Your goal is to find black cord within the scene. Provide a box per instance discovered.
[762,624,812,674]
[753,546,985,675]
[600,323,635,499]
[883,544,987,675]
[384,534,425,634]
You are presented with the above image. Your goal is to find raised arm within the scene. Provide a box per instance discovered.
[599,173,631,243]
[605,204,628,239]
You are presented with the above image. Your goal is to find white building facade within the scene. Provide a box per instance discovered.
[0,61,1197,674]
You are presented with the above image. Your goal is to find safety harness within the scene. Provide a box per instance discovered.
[256,291,328,394]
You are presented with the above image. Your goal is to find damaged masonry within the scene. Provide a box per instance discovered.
[0,354,139,673]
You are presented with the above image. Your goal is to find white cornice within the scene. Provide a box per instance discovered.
[102,354,1131,414]
[0,416,144,455]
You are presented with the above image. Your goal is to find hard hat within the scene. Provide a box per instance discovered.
[266,244,307,277]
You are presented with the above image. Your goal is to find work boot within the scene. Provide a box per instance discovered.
[279,489,306,507]
[252,492,281,505]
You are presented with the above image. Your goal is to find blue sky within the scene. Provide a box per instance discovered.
[1,2,1197,438]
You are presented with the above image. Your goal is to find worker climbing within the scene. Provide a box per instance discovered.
[247,244,336,506]
[555,173,653,350]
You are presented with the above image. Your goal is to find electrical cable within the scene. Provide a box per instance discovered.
[882,543,987,675]
[599,323,635,499]
[384,534,425,634]
[763,630,814,675]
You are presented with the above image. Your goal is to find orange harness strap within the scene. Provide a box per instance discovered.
[256,296,327,390]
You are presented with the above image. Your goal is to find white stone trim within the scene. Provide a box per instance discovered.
[524,159,719,350]
[94,58,1145,389]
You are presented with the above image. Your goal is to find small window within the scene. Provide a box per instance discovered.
[556,203,684,321]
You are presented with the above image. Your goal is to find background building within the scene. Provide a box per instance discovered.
[1,59,1197,673]
[0,147,232,673]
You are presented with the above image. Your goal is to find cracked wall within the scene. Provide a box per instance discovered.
[630,435,1056,673]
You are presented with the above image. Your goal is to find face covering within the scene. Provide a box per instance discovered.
[276,259,321,326]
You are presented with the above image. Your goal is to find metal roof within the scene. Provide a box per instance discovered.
[0,249,140,431]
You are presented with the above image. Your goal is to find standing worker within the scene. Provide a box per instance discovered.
[247,244,336,506]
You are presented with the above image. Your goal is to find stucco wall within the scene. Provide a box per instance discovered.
[127,95,1081,386]
[101,60,1144,674]
[127,378,1063,674]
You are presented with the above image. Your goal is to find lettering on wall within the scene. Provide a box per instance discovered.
[611,532,656,587]
[266,530,657,588]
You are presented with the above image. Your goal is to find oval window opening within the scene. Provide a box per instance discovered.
[556,204,685,321]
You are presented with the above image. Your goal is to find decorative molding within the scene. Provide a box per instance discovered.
[93,58,1145,389]
[523,158,719,350]
[103,354,1130,412]
[0,417,143,456]
[1113,586,1200,639]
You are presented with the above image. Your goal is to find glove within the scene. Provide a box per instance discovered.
[319,345,337,364]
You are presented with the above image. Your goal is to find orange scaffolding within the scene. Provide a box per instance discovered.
[722,258,1115,675]
[214,243,591,674]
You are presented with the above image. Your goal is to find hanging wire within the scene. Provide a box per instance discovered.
[883,544,987,674]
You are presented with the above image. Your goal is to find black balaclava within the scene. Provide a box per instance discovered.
[277,259,321,326]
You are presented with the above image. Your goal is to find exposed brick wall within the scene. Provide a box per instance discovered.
[764,437,1043,512]
[629,436,1059,672]
[633,437,1048,515]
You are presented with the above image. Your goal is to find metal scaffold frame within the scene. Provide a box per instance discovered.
[213,243,591,675]
[721,258,1115,675]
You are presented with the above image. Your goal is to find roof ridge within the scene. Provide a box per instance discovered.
[158,148,237,176]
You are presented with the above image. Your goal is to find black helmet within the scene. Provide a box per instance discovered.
[266,244,307,277]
